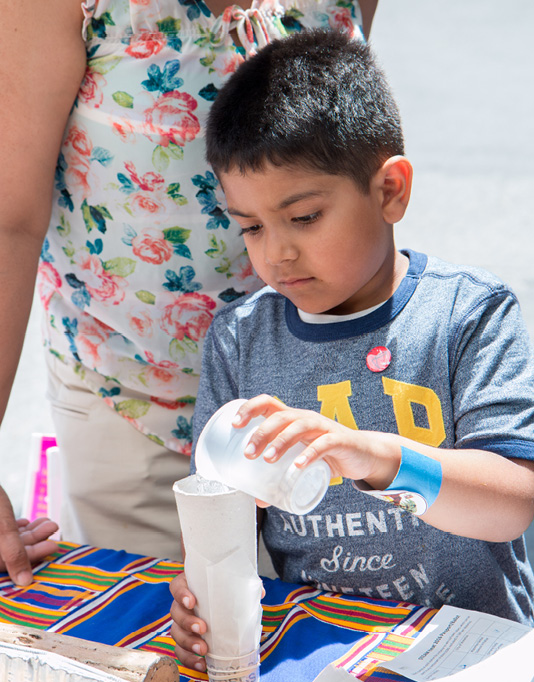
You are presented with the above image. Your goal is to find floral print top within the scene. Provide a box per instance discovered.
[38,0,364,455]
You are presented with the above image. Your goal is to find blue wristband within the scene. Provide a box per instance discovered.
[353,446,442,515]
[385,446,442,513]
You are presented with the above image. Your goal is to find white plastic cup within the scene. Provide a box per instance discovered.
[196,399,331,515]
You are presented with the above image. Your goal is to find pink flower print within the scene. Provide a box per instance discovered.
[138,172,164,191]
[123,161,165,191]
[112,118,136,144]
[145,364,176,391]
[122,415,143,429]
[76,252,127,305]
[102,396,115,410]
[150,396,190,410]
[127,308,154,338]
[221,6,234,22]
[232,251,255,282]
[159,292,216,341]
[165,438,192,456]
[37,261,62,310]
[144,92,200,148]
[329,7,357,36]
[64,154,92,198]
[78,69,106,108]
[211,50,244,77]
[129,191,165,214]
[125,31,167,59]
[142,353,182,397]
[132,228,173,264]
[177,440,192,457]
[76,316,114,366]
[62,124,95,199]
[144,351,181,369]
[65,125,93,157]
[94,275,126,304]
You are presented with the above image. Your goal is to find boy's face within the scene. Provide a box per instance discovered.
[221,162,406,315]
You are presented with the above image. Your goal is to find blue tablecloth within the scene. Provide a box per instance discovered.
[0,542,436,680]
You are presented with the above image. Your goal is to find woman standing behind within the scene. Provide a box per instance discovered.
[0,0,377,585]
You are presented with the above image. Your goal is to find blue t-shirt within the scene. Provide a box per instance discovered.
[192,250,534,624]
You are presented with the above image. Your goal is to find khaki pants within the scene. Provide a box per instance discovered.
[46,354,277,576]
[46,354,190,561]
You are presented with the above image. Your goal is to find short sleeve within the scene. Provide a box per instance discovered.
[451,289,534,460]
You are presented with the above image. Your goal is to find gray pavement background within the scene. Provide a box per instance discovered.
[1,0,534,551]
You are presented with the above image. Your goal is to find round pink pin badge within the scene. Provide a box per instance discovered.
[366,346,392,372]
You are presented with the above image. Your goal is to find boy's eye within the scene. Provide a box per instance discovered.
[239,224,263,236]
[292,211,321,224]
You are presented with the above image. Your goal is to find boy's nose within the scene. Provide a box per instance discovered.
[263,234,298,266]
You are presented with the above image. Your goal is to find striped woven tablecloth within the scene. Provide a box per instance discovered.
[0,542,436,680]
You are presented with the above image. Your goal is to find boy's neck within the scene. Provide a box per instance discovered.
[388,248,410,300]
[298,299,386,324]
[324,248,409,317]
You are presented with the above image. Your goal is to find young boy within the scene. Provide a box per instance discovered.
[170,29,534,671]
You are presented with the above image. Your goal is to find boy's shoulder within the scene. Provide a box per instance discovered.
[422,253,513,301]
[414,253,520,336]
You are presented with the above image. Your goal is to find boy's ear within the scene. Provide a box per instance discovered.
[375,156,413,224]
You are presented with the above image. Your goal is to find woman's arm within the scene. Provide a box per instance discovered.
[359,0,379,39]
[0,0,87,584]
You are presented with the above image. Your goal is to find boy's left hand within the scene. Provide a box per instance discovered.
[169,572,208,672]
[232,394,400,491]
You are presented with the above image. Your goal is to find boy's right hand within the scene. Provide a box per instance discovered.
[169,572,208,672]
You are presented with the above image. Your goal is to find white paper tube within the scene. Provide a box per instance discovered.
[173,476,263,679]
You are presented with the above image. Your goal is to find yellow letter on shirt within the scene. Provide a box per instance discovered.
[317,380,358,430]
[382,377,446,446]
[317,381,357,485]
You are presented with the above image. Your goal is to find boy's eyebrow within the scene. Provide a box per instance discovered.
[278,190,327,209]
[227,189,327,217]
[227,207,254,218]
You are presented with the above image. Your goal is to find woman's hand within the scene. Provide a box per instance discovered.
[169,572,208,672]
[0,488,59,584]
